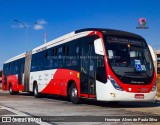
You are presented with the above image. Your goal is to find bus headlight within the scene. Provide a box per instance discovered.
[151,81,157,92]
[109,75,123,91]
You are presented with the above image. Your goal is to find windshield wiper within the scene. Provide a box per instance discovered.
[140,71,150,79]
[124,71,150,80]
[119,74,128,80]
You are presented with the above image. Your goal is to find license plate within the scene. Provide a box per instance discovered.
[135,94,144,99]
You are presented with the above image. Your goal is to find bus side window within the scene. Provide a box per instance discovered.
[37,52,43,70]
[65,42,79,68]
[31,54,36,71]
[62,46,66,54]
[62,45,66,66]
[66,46,69,56]
[10,62,12,75]
[45,50,48,58]
[12,62,15,74]
[8,63,11,75]
[55,48,57,56]
[58,47,63,67]
[76,46,79,54]
[52,48,57,56]
[47,49,54,69]
[51,48,58,69]
[66,46,71,67]
[44,50,51,70]
[70,43,79,67]
[8,64,10,75]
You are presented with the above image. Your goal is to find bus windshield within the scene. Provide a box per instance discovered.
[104,36,154,84]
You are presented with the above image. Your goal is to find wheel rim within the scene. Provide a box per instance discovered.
[34,87,37,95]
[71,87,77,98]
[10,86,12,93]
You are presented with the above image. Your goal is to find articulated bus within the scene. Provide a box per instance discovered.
[2,28,157,104]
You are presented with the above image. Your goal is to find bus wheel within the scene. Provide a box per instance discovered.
[34,84,40,98]
[9,85,14,95]
[69,83,81,104]
[29,92,34,96]
[9,85,18,95]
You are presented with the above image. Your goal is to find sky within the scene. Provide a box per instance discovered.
[0,0,160,69]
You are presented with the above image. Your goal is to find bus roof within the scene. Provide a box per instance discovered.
[4,30,90,64]
[4,28,144,64]
[32,31,75,53]
[75,28,143,39]
[4,52,26,64]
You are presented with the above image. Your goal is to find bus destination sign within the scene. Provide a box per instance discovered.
[107,36,143,46]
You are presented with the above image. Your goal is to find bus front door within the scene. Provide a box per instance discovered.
[18,62,24,85]
[80,43,96,98]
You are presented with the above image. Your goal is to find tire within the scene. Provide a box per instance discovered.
[9,85,18,95]
[34,84,41,98]
[15,91,19,94]
[29,92,34,96]
[9,85,14,95]
[69,83,81,104]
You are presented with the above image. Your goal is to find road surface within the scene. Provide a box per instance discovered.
[0,90,160,125]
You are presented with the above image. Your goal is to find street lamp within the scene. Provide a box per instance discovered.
[14,20,29,51]
[35,21,47,44]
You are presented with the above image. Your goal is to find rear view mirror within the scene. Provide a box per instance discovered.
[94,38,105,56]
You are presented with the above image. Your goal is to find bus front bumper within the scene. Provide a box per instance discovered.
[96,81,157,102]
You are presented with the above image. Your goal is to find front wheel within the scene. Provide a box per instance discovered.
[69,83,81,104]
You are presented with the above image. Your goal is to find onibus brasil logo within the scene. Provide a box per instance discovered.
[136,18,148,29]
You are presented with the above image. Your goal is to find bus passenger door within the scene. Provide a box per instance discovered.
[18,62,24,84]
[80,43,96,98]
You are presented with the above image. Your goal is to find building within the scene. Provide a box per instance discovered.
[155,50,160,74]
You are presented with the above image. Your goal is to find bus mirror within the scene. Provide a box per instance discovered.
[94,38,105,55]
